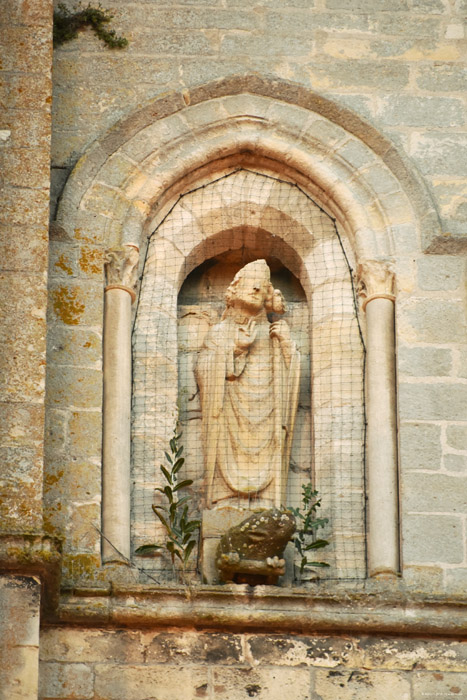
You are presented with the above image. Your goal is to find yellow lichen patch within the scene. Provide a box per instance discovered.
[51,286,85,325]
[44,470,64,488]
[79,245,103,276]
[62,553,101,582]
[55,253,73,275]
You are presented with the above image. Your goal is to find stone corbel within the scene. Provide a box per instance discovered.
[357,260,399,578]
[102,244,139,563]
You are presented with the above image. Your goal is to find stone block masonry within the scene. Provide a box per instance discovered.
[51,0,467,253]
[0,0,53,534]
[38,628,467,700]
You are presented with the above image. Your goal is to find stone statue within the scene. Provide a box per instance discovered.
[216,508,296,585]
[195,259,300,508]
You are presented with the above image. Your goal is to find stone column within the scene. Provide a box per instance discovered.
[357,261,399,577]
[102,245,139,563]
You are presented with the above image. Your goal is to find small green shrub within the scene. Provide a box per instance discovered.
[53,3,128,48]
[289,484,330,578]
[135,433,200,583]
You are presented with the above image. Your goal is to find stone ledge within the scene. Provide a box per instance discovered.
[53,582,467,638]
[0,534,62,614]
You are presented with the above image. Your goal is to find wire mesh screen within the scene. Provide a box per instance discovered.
[131,169,366,583]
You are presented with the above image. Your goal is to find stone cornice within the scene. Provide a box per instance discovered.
[49,582,467,638]
[2,539,465,637]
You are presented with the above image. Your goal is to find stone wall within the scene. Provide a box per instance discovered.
[0,0,466,697]
[39,627,467,700]
[51,0,467,249]
[0,0,53,533]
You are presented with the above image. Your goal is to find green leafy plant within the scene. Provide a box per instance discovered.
[135,433,200,583]
[53,3,128,48]
[289,484,330,578]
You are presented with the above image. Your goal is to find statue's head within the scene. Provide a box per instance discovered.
[225,259,273,312]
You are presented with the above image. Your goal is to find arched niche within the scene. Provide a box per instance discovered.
[48,76,425,583]
[131,170,366,581]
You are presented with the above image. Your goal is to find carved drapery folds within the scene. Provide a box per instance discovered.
[357,260,399,578]
[196,260,300,510]
[102,245,139,563]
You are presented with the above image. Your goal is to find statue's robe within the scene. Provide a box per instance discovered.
[195,309,300,507]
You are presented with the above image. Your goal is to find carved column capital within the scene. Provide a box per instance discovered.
[356,260,395,312]
[104,245,139,303]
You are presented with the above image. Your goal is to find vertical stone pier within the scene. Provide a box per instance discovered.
[357,261,399,577]
[102,245,139,563]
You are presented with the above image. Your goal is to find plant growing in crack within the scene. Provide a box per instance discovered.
[135,432,200,584]
[289,483,330,581]
[53,3,128,49]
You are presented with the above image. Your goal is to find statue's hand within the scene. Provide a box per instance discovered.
[270,320,293,365]
[235,319,257,355]
[269,320,291,345]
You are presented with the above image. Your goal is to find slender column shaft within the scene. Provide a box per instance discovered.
[365,296,399,576]
[101,245,139,564]
[102,289,133,562]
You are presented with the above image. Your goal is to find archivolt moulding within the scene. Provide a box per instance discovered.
[55,75,440,260]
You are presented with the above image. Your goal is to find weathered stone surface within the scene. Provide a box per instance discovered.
[399,422,442,471]
[49,242,79,279]
[0,576,40,700]
[46,367,102,409]
[402,513,464,563]
[398,346,452,377]
[401,472,467,513]
[48,281,103,326]
[399,384,467,421]
[444,454,467,473]
[314,667,411,700]
[266,10,370,33]
[458,347,467,379]
[247,635,350,668]
[400,299,466,343]
[411,134,467,176]
[47,327,102,367]
[0,224,48,272]
[212,666,311,700]
[446,425,467,451]
[128,6,257,30]
[325,0,409,9]
[417,256,464,291]
[310,60,410,90]
[68,411,102,459]
[378,96,465,128]
[40,628,144,664]
[220,33,313,57]
[416,64,467,92]
[39,662,93,699]
[94,665,208,700]
[445,568,467,594]
[412,671,467,699]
